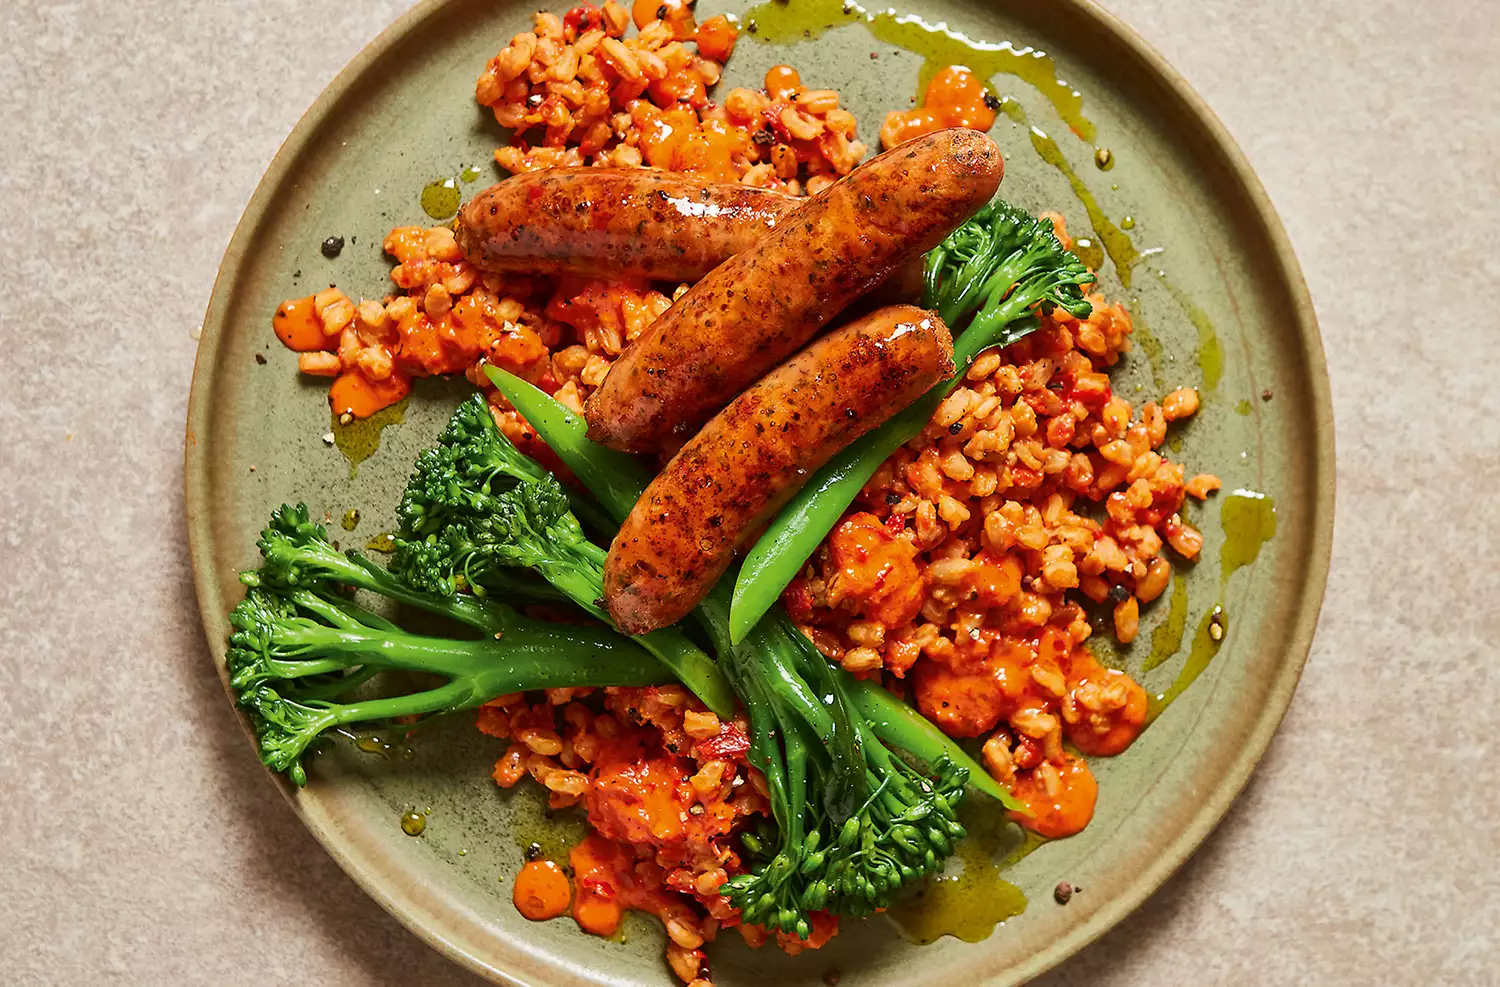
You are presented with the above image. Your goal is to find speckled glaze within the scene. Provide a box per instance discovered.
[184,0,1333,984]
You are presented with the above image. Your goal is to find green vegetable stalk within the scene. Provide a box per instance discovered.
[486,366,1024,938]
[389,395,736,718]
[228,505,668,786]
[728,199,1097,643]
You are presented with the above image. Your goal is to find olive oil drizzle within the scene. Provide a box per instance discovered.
[1144,572,1188,671]
[331,398,407,477]
[994,98,1139,287]
[743,0,1098,142]
[1146,490,1276,721]
[1153,271,1223,394]
[886,798,1045,943]
[420,178,462,221]
[1131,316,1168,392]
[510,788,591,867]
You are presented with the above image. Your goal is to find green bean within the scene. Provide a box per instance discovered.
[484,366,653,522]
[849,676,1027,813]
[727,314,1041,644]
[486,366,1024,813]
[728,200,1095,643]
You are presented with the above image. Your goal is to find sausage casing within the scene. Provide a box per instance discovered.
[602,305,955,635]
[584,129,1002,453]
[455,169,801,281]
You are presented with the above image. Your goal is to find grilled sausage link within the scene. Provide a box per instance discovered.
[456,169,801,281]
[603,305,955,635]
[584,129,1002,453]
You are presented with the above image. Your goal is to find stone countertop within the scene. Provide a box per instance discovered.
[2,0,1496,982]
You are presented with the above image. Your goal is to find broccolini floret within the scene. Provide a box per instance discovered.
[390,395,735,717]
[227,504,668,786]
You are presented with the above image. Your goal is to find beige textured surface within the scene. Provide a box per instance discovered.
[2,0,1496,982]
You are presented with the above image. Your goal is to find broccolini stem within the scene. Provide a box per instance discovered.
[284,665,382,701]
[259,544,516,637]
[314,677,479,729]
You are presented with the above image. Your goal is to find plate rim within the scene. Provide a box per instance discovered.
[184,0,1335,982]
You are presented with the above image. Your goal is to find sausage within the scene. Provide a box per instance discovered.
[584,129,1002,453]
[456,169,801,281]
[602,305,955,635]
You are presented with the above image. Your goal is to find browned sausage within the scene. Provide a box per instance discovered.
[584,129,1002,453]
[602,305,955,635]
[455,169,802,281]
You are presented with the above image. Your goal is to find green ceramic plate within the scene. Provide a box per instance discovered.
[186,0,1333,982]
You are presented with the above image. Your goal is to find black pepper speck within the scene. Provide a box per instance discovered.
[321,236,345,258]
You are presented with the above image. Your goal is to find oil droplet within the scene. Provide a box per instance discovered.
[1120,215,1135,230]
[341,508,361,531]
[996,98,1139,286]
[366,532,398,553]
[401,746,416,762]
[1093,147,1114,170]
[355,735,390,756]
[189,324,203,341]
[743,0,1097,141]
[332,398,407,478]
[1234,398,1252,417]
[459,165,483,183]
[1144,572,1187,671]
[1154,273,1222,394]
[420,177,462,220]
[401,811,427,836]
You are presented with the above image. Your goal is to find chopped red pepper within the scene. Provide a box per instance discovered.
[695,723,750,760]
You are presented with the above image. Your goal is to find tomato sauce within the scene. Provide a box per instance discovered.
[824,513,926,627]
[328,369,411,420]
[1008,753,1098,839]
[881,66,998,148]
[569,832,697,937]
[514,859,573,921]
[272,295,332,352]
